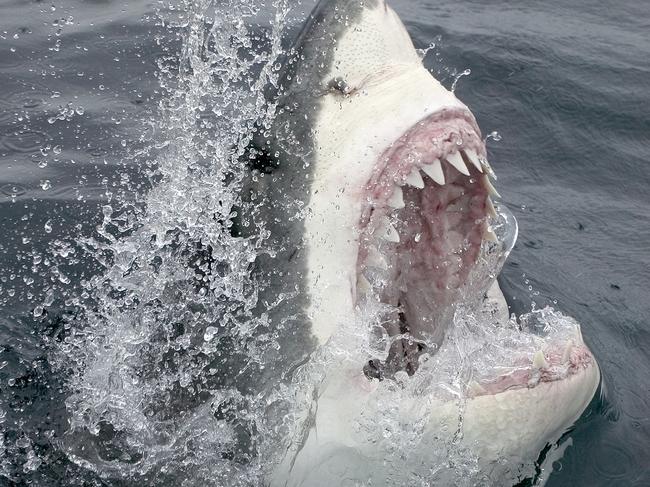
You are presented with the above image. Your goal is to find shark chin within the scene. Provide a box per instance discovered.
[243,0,600,485]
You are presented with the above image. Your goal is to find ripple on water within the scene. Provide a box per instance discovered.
[0,82,52,124]
[620,387,650,422]
[592,442,635,481]
[1,129,52,153]
[0,183,27,198]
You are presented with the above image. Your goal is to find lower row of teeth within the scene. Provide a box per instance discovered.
[469,341,580,395]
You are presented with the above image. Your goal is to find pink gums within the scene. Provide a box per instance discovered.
[472,344,597,398]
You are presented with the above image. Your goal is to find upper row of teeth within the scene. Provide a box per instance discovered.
[375,148,500,244]
[386,148,500,210]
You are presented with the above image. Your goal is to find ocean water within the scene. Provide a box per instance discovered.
[0,0,648,486]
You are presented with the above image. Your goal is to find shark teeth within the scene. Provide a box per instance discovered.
[446,151,470,176]
[378,216,400,242]
[486,197,497,219]
[357,274,371,294]
[532,350,549,370]
[421,159,445,185]
[463,149,483,173]
[387,186,405,208]
[481,158,497,180]
[573,324,584,344]
[404,168,424,188]
[484,227,498,242]
[366,245,388,270]
[482,175,501,198]
[562,340,575,363]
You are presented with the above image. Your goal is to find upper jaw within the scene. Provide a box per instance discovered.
[304,71,487,347]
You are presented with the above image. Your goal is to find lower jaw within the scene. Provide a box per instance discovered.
[354,190,596,401]
[277,328,600,486]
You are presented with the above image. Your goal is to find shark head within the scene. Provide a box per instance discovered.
[269,0,497,351]
[257,1,600,484]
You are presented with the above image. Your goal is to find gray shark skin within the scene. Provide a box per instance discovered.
[239,0,382,385]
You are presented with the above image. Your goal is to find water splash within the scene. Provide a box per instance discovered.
[50,0,294,483]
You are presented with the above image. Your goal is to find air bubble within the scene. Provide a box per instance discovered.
[486,131,502,142]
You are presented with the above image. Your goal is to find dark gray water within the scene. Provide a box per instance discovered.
[0,0,648,485]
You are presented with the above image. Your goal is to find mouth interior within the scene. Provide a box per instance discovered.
[357,111,498,378]
[354,111,595,391]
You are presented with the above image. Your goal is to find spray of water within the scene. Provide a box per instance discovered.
[49,0,298,484]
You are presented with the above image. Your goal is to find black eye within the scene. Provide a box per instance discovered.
[327,77,350,95]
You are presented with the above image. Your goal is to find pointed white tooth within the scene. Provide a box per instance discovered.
[468,380,486,396]
[383,225,400,242]
[482,176,501,198]
[463,149,483,172]
[532,350,548,370]
[421,159,445,185]
[387,186,405,208]
[366,246,388,270]
[357,274,371,294]
[404,168,424,188]
[378,217,400,243]
[573,324,584,343]
[481,159,497,179]
[486,197,497,219]
[562,340,575,363]
[445,151,470,176]
[484,227,498,242]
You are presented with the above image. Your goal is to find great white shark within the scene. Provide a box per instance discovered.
[237,0,601,485]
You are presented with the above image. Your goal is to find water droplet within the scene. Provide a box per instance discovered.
[204,326,217,342]
[486,131,502,142]
[39,179,51,190]
[451,68,471,93]
[22,98,42,109]
[44,220,52,233]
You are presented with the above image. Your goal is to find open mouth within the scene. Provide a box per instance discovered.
[355,108,597,388]
[357,108,497,377]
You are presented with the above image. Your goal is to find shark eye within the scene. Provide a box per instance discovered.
[326,76,352,95]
